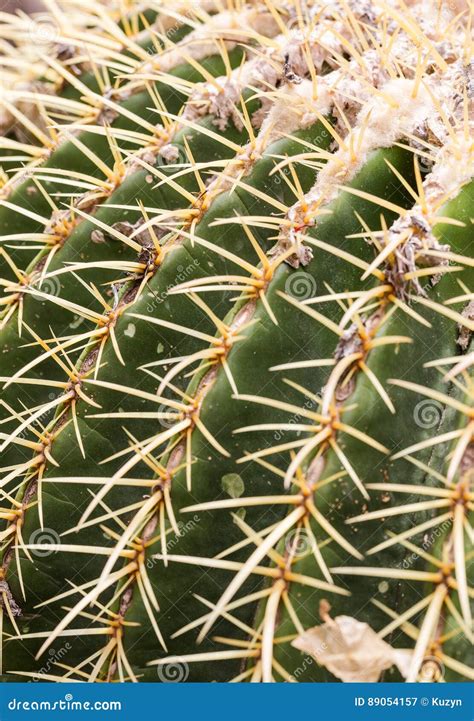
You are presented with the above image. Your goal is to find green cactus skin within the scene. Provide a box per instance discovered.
[0,0,472,684]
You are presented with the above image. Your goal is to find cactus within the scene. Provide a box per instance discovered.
[0,0,472,684]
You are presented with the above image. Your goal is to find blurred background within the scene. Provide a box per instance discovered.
[3,1,45,12]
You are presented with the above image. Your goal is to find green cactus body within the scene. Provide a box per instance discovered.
[0,0,472,684]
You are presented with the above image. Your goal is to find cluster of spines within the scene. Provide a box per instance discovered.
[0,0,472,682]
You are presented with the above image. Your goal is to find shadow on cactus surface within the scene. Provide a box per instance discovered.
[0,0,472,684]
